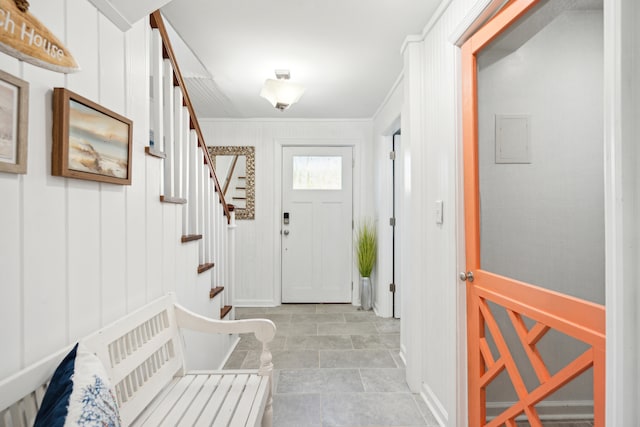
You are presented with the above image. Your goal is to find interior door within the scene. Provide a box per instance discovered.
[281,146,353,303]
[392,132,401,319]
[461,1,606,425]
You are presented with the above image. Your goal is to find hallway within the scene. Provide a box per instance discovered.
[226,305,439,427]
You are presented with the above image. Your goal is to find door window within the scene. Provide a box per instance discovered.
[292,156,342,190]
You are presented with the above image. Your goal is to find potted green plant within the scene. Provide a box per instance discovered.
[356,219,377,310]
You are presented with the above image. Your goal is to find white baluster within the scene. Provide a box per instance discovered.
[228,209,236,313]
[150,29,164,195]
[205,163,212,265]
[162,60,174,197]
[173,88,183,200]
[189,131,199,236]
[181,107,190,235]
[198,151,205,265]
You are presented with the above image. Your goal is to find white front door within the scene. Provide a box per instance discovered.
[281,146,353,303]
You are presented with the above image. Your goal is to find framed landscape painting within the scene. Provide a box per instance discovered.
[52,88,133,185]
[0,70,29,174]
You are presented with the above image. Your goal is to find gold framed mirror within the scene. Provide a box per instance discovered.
[208,146,255,220]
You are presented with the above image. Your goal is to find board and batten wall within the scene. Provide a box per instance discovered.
[0,0,233,381]
[199,119,374,307]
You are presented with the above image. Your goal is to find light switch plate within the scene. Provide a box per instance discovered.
[435,200,443,224]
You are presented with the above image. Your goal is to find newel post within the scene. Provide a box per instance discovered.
[227,205,236,311]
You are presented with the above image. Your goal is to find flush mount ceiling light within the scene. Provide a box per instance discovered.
[260,69,306,111]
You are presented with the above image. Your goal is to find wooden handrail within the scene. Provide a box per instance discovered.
[149,11,231,222]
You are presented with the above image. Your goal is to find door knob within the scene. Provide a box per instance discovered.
[283,229,290,235]
[459,271,474,282]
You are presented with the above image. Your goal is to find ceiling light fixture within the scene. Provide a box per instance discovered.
[260,69,306,111]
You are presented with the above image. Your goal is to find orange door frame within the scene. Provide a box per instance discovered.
[461,1,606,425]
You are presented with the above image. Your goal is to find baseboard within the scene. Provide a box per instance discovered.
[399,344,408,367]
[233,299,278,307]
[217,335,241,370]
[420,383,448,427]
[486,400,594,421]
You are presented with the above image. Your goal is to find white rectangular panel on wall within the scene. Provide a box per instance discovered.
[125,20,150,312]
[0,54,22,377]
[98,14,128,326]
[65,0,102,340]
[67,182,101,341]
[22,66,67,365]
[66,0,99,100]
[495,114,531,164]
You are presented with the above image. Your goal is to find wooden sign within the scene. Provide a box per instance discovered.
[0,0,79,73]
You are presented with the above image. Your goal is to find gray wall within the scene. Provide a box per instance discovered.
[477,10,604,409]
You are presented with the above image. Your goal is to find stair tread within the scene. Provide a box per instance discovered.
[220,305,232,319]
[181,234,202,243]
[210,286,224,299]
[198,262,215,274]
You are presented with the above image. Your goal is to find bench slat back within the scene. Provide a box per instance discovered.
[0,295,186,427]
[0,347,71,427]
[83,295,185,425]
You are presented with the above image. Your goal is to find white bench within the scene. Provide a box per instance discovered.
[0,294,276,426]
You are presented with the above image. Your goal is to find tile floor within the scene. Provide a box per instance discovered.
[226,303,439,427]
[227,304,594,427]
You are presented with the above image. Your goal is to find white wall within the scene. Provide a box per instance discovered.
[199,119,374,306]
[398,0,479,424]
[0,0,232,381]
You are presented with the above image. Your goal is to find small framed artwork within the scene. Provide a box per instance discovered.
[0,69,29,174]
[52,88,133,185]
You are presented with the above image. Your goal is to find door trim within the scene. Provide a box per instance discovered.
[461,1,606,424]
[449,0,627,425]
[274,138,360,306]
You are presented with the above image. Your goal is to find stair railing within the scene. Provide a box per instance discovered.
[148,10,234,317]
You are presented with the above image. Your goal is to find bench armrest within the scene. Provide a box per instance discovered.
[173,303,276,376]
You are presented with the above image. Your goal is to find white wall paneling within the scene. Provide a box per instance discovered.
[399,0,501,424]
[65,0,101,343]
[0,2,234,382]
[200,120,374,307]
[19,0,67,368]
[401,39,425,396]
[0,53,22,380]
[124,18,149,313]
[98,13,128,327]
